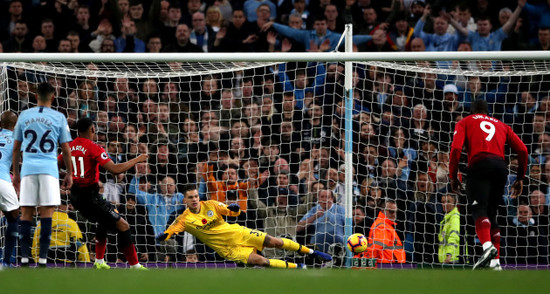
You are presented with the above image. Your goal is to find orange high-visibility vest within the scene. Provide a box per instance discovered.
[363,211,406,263]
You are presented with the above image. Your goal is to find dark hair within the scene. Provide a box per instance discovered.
[183,184,198,195]
[76,117,94,133]
[37,82,55,102]
[470,99,488,115]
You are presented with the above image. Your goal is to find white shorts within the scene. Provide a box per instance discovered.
[0,178,18,212]
[19,174,60,206]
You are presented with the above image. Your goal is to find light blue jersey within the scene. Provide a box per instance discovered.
[13,106,72,178]
[0,129,14,183]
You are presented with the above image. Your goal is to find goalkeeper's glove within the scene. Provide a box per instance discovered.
[227,203,240,212]
[156,232,172,241]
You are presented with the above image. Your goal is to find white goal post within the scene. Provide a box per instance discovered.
[1,49,550,269]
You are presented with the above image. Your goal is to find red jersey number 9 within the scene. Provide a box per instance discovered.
[480,121,495,141]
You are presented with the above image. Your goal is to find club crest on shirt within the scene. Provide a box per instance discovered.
[207,210,214,217]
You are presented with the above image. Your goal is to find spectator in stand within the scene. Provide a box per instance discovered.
[162,24,203,53]
[115,18,145,52]
[407,170,442,264]
[160,3,183,47]
[530,189,550,228]
[414,5,460,52]
[181,0,205,27]
[324,4,344,33]
[32,36,47,53]
[129,0,152,42]
[446,3,477,35]
[438,193,461,264]
[531,27,550,51]
[377,158,408,200]
[361,199,406,263]
[66,31,82,53]
[40,19,58,52]
[3,20,32,52]
[146,35,162,53]
[72,5,93,52]
[134,175,185,261]
[297,189,345,252]
[266,170,299,207]
[504,203,549,264]
[354,6,380,35]
[446,0,525,51]
[244,0,277,22]
[206,5,224,33]
[0,0,23,42]
[522,0,550,45]
[386,12,415,51]
[289,0,309,30]
[89,18,116,53]
[257,193,299,259]
[409,37,426,51]
[57,38,72,53]
[262,16,373,52]
[190,12,215,52]
[212,9,256,52]
[118,195,157,263]
[432,84,466,144]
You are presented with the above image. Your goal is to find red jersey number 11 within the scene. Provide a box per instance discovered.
[71,156,85,178]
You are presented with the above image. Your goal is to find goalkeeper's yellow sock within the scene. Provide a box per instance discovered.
[268,259,298,269]
[281,238,313,254]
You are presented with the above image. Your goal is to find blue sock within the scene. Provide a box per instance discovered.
[19,220,32,260]
[39,218,52,260]
[3,217,19,265]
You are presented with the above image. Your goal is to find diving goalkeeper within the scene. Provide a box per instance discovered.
[157,185,332,268]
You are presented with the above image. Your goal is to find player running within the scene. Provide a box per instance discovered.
[0,111,18,269]
[58,117,148,269]
[13,82,73,268]
[157,185,333,268]
[450,100,528,270]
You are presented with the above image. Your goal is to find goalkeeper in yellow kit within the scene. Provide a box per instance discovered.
[157,185,332,268]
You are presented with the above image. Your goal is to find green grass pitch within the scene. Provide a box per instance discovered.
[1,268,548,294]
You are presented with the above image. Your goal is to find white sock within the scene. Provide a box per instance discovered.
[482,241,493,251]
[21,257,29,264]
[38,258,47,264]
[490,259,500,267]
[95,258,105,264]
[130,263,142,269]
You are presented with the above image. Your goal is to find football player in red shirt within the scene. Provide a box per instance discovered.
[59,117,148,269]
[450,99,528,270]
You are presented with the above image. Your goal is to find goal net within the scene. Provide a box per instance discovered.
[1,54,549,269]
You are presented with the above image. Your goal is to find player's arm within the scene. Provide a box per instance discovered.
[507,127,528,198]
[449,120,466,192]
[214,200,240,217]
[11,139,22,193]
[157,214,186,241]
[103,153,148,175]
[60,142,73,189]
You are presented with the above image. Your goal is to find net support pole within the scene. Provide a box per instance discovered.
[344,23,354,267]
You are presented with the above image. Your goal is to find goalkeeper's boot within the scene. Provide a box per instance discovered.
[297,263,307,269]
[93,262,111,269]
[312,250,332,261]
[473,245,497,270]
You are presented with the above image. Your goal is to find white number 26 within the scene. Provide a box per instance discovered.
[480,121,495,141]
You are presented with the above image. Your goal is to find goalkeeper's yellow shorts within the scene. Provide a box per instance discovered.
[217,228,267,264]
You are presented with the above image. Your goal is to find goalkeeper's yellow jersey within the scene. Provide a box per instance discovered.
[165,200,245,251]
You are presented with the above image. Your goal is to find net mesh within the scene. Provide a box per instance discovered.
[1,58,549,268]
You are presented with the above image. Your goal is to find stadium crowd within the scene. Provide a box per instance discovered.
[1,0,550,266]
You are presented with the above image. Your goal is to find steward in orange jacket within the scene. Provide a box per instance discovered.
[361,200,406,263]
